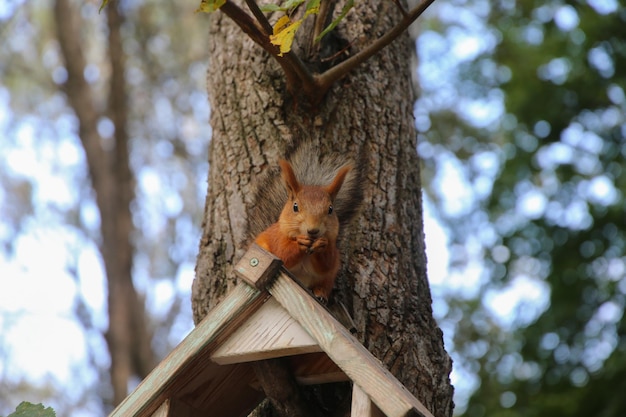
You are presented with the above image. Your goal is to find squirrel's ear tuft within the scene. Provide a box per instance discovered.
[279,159,301,197]
[326,164,352,201]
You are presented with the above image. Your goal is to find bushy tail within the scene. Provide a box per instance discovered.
[247,141,364,240]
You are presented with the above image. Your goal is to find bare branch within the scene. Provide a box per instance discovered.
[244,0,273,35]
[221,1,270,46]
[313,0,334,43]
[315,0,436,94]
[218,0,435,104]
[220,1,316,96]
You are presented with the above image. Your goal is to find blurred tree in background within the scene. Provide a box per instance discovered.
[0,0,624,415]
[418,0,625,415]
[0,0,208,414]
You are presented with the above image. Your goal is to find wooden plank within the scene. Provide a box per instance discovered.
[109,284,268,417]
[148,396,207,417]
[173,361,263,417]
[269,271,434,417]
[149,400,169,417]
[211,297,321,365]
[289,352,348,385]
[351,384,384,417]
[168,398,206,417]
[235,243,282,289]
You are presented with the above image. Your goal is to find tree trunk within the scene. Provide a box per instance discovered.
[192,1,453,416]
[54,0,157,407]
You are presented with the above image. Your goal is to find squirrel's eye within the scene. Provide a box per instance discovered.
[328,205,333,215]
[293,202,299,213]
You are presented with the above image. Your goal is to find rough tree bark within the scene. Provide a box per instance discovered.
[192,1,453,416]
[54,0,156,407]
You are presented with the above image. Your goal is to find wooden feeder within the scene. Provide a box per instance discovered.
[109,245,434,417]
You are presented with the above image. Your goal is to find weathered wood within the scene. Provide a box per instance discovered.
[149,400,169,417]
[351,384,385,417]
[109,284,268,417]
[159,398,205,417]
[268,271,434,417]
[211,297,321,365]
[235,244,282,289]
[112,249,437,417]
[172,362,262,417]
[289,352,348,385]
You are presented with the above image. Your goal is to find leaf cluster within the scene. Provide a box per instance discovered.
[6,402,55,417]
[420,0,626,415]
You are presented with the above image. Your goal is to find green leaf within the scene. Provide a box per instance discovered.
[281,0,306,10]
[314,0,353,43]
[305,0,320,15]
[195,0,226,14]
[8,402,56,417]
[260,4,285,12]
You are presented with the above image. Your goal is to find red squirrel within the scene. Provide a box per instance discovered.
[252,149,361,303]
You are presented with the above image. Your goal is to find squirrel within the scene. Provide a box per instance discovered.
[248,142,363,303]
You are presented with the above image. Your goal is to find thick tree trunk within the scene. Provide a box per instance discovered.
[192,1,453,416]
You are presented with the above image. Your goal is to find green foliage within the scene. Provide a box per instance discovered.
[419,0,625,415]
[7,402,55,417]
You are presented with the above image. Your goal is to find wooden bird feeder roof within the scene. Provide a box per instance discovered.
[109,245,434,417]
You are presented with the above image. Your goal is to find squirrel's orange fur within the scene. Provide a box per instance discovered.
[255,159,352,303]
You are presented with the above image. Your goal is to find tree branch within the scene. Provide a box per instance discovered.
[220,1,272,48]
[315,0,436,93]
[313,0,334,44]
[244,0,273,35]
[220,1,316,96]
[216,0,435,104]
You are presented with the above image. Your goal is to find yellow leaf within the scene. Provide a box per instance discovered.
[270,17,302,56]
[195,0,226,13]
[273,15,292,36]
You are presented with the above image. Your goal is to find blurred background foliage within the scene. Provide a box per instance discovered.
[0,0,624,416]
[417,0,625,416]
[0,0,209,414]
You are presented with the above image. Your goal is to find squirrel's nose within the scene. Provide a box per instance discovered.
[307,228,320,237]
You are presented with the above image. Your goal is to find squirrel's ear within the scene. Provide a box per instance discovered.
[279,159,301,197]
[326,164,352,201]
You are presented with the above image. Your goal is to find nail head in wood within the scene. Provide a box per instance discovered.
[235,244,283,290]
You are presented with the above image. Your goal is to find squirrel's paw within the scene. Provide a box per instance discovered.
[296,235,314,252]
[310,237,328,252]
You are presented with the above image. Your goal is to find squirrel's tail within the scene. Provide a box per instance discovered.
[247,141,365,240]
